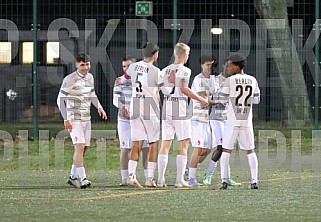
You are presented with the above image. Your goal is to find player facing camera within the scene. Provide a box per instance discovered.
[199,54,218,75]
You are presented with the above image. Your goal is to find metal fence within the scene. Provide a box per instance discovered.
[0,0,319,133]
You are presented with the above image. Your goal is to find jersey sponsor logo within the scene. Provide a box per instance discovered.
[197,140,201,146]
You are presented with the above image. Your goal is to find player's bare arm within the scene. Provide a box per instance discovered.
[98,108,107,120]
[180,80,209,107]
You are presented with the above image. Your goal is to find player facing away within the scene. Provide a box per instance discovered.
[187,54,216,186]
[113,56,149,186]
[202,59,241,186]
[218,53,260,190]
[157,43,209,188]
[57,52,107,189]
[126,42,175,188]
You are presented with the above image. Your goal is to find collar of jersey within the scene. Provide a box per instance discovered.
[76,71,87,79]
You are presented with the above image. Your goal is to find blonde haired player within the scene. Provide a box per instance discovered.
[157,43,209,188]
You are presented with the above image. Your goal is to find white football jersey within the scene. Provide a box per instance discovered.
[209,73,228,120]
[58,71,97,121]
[127,60,166,118]
[162,63,191,118]
[191,73,216,122]
[113,74,132,121]
[219,72,260,127]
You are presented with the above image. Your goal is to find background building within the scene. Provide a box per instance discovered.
[0,0,319,127]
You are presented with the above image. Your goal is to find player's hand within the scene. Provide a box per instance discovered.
[64,120,72,132]
[200,97,209,107]
[98,108,108,120]
[115,77,122,86]
[209,98,223,106]
[122,106,129,118]
[167,70,176,84]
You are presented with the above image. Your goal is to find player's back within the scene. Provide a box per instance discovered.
[127,60,162,118]
[162,63,191,117]
[221,72,259,127]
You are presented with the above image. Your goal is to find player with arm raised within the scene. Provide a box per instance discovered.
[157,43,209,188]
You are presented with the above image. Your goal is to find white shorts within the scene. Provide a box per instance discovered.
[70,121,91,146]
[222,125,255,150]
[118,120,132,149]
[162,115,191,141]
[191,120,211,149]
[130,116,160,143]
[118,119,148,149]
[210,120,225,148]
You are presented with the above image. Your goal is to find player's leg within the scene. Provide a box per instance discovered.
[145,141,158,187]
[157,116,174,187]
[209,120,223,170]
[120,148,130,185]
[201,121,217,185]
[208,120,240,186]
[171,118,192,187]
[175,138,190,187]
[79,121,92,188]
[144,117,160,187]
[188,121,211,186]
[68,121,91,188]
[127,140,144,188]
[198,149,211,163]
[157,140,171,187]
[188,120,202,186]
[220,125,238,189]
[188,147,208,186]
[118,120,132,185]
[141,141,149,181]
[127,118,146,188]
[203,145,221,185]
[239,127,258,189]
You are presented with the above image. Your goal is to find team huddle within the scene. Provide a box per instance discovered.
[57,42,260,190]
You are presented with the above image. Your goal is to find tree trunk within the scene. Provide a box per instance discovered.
[254,0,312,127]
